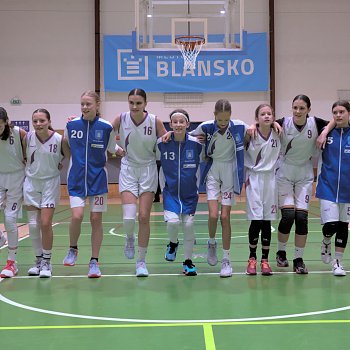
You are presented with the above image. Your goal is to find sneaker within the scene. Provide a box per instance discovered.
[182,259,197,276]
[276,250,289,267]
[124,235,135,259]
[136,261,149,277]
[260,259,273,276]
[63,248,78,266]
[0,260,18,278]
[246,257,257,275]
[220,258,232,278]
[0,231,6,248]
[321,240,332,264]
[39,259,52,278]
[165,241,179,261]
[28,257,43,276]
[88,259,101,278]
[293,257,308,274]
[332,259,346,276]
[207,241,218,266]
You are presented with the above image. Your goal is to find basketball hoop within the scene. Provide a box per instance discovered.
[175,36,205,70]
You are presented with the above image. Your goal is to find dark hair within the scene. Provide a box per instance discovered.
[292,94,311,109]
[169,109,190,123]
[32,108,54,131]
[214,99,231,114]
[0,107,11,140]
[332,100,350,112]
[255,104,274,120]
[128,88,147,102]
[81,90,101,116]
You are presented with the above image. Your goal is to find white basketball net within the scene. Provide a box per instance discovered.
[175,37,205,70]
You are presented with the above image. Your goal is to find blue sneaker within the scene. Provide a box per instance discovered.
[165,241,179,261]
[63,248,78,266]
[182,259,197,276]
[88,259,101,278]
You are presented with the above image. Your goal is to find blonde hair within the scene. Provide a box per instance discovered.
[81,90,101,116]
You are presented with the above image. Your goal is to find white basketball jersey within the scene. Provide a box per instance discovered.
[245,130,280,172]
[0,126,25,173]
[280,116,319,166]
[117,111,157,167]
[209,128,235,162]
[25,131,62,179]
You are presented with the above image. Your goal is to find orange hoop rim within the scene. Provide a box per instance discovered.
[175,36,205,46]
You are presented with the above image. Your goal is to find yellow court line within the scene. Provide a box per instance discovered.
[1,319,350,331]
[203,324,216,350]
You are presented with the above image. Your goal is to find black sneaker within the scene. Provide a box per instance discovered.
[182,259,197,276]
[165,241,179,261]
[276,250,289,267]
[293,257,308,274]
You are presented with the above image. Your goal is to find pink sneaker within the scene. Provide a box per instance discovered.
[246,257,257,275]
[260,259,273,276]
[0,260,18,278]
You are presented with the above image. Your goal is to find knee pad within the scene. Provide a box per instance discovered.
[249,220,263,245]
[335,221,349,248]
[322,221,338,238]
[278,208,295,234]
[295,210,308,235]
[122,204,137,220]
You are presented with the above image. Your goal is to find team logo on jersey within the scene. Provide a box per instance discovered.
[234,133,242,143]
[186,150,194,160]
[95,130,103,140]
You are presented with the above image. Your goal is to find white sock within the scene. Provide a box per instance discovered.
[138,246,147,261]
[294,246,304,259]
[278,241,287,251]
[223,249,230,260]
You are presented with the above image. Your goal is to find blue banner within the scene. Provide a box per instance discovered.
[104,33,268,92]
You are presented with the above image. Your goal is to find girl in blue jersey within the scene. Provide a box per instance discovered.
[191,99,248,278]
[0,107,26,278]
[316,100,350,276]
[24,109,64,278]
[112,88,167,277]
[157,109,204,276]
[62,91,117,278]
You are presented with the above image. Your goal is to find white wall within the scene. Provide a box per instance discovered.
[1,0,349,129]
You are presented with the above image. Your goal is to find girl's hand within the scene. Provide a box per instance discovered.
[162,131,173,143]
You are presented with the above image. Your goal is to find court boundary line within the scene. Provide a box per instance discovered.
[0,292,350,324]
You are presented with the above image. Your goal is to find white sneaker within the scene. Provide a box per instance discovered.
[39,259,52,278]
[207,241,218,266]
[124,235,135,259]
[220,258,232,278]
[332,259,346,276]
[28,257,43,276]
[136,261,149,277]
[321,240,332,264]
[0,231,6,248]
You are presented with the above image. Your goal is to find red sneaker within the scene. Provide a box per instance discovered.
[260,259,273,276]
[0,260,18,278]
[246,257,257,275]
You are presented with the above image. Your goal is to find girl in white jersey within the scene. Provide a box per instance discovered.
[24,109,64,278]
[191,99,248,278]
[112,88,167,277]
[245,104,280,276]
[0,107,26,278]
[275,94,334,274]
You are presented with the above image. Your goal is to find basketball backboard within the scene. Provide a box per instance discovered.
[134,0,245,55]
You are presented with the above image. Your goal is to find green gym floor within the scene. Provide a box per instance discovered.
[1,200,350,350]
